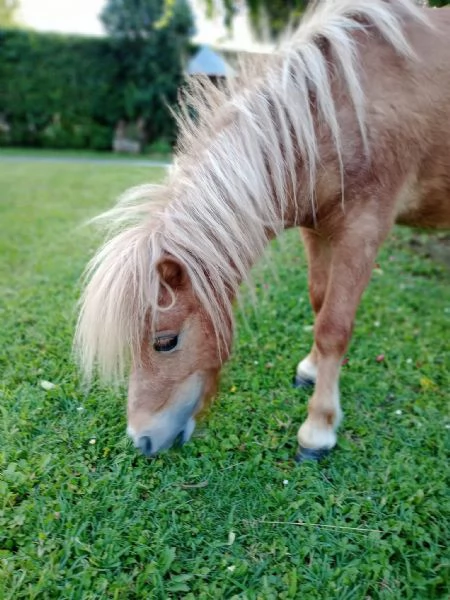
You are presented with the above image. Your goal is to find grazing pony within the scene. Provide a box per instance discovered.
[76,0,450,461]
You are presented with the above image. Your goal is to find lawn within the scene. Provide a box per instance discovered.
[0,159,449,599]
[0,147,171,164]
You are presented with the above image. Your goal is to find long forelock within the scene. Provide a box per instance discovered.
[75,0,428,382]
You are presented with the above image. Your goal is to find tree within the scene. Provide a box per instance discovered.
[100,0,194,144]
[202,0,308,39]
[201,0,449,40]
[101,0,193,40]
[241,0,308,38]
[0,0,20,28]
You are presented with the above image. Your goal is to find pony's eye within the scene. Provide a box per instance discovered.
[153,334,179,353]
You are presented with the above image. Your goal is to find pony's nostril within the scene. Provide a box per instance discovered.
[137,435,153,457]
[174,431,184,447]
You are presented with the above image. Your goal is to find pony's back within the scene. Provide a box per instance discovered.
[347,6,450,228]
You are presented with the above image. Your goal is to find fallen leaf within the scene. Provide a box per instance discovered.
[40,380,56,391]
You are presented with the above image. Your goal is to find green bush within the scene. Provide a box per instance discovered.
[0,28,188,150]
[0,30,118,149]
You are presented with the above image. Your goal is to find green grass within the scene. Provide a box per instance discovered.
[0,147,171,163]
[1,160,449,599]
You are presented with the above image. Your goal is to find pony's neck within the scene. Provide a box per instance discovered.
[169,110,316,287]
[176,164,301,287]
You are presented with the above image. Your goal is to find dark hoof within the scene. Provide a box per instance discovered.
[295,445,331,463]
[293,373,315,388]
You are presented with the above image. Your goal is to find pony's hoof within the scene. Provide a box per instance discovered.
[292,373,315,388]
[295,445,331,463]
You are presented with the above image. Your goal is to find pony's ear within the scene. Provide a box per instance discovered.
[156,256,188,289]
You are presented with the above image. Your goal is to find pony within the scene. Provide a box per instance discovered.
[75,0,450,462]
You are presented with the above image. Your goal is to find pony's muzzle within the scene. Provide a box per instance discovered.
[128,371,206,457]
[135,428,189,458]
[129,414,197,458]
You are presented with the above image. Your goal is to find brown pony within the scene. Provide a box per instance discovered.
[75,0,450,461]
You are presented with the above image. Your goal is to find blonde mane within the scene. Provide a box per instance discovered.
[75,0,428,382]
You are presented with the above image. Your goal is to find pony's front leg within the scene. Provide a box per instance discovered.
[296,225,383,462]
[295,228,331,388]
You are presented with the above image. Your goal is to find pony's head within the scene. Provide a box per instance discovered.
[75,185,235,458]
[126,254,232,457]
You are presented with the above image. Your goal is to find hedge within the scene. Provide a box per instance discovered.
[0,29,187,150]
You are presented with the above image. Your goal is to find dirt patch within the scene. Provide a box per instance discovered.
[408,232,450,270]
